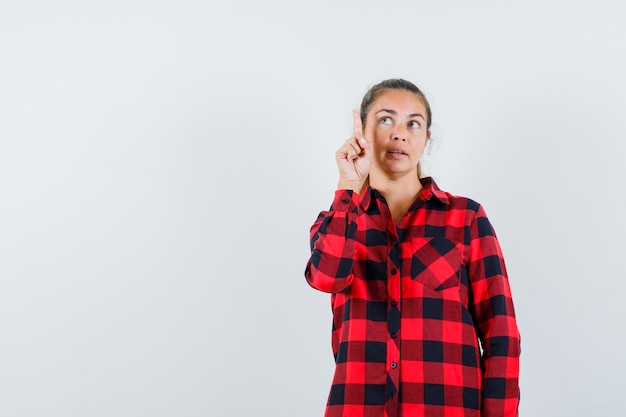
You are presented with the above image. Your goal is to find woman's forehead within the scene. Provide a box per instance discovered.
[371,89,427,113]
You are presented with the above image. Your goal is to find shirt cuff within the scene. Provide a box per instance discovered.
[330,189,358,212]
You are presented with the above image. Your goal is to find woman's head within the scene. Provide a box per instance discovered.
[359,79,432,131]
[359,79,432,180]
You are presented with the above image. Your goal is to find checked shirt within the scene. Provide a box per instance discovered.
[305,178,520,417]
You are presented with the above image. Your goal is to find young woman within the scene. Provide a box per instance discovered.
[305,79,520,417]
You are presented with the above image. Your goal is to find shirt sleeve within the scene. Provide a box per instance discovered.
[467,204,521,417]
[304,189,360,293]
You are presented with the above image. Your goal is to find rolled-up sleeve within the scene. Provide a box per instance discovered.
[305,189,360,294]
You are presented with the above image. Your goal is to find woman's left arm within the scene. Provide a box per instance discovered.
[467,204,521,417]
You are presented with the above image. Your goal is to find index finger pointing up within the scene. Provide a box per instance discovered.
[352,109,363,137]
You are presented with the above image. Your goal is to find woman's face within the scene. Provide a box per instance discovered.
[364,89,430,180]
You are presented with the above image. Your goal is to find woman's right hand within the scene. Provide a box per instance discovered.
[336,110,370,191]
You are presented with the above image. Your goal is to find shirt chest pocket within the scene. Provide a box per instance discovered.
[410,237,463,291]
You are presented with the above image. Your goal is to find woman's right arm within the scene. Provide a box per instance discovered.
[305,189,360,293]
[305,110,370,293]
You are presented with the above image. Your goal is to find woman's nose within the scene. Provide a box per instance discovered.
[392,125,407,141]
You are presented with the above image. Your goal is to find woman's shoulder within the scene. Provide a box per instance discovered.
[425,177,483,214]
[445,191,482,213]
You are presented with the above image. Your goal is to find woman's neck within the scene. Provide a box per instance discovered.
[369,172,423,224]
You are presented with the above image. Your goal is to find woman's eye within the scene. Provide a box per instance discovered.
[408,120,420,129]
[380,117,392,125]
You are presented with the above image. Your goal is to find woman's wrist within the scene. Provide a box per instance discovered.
[337,179,365,192]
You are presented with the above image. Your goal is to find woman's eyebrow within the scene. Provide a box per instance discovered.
[375,109,425,119]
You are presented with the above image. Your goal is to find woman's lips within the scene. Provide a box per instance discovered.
[387,149,407,158]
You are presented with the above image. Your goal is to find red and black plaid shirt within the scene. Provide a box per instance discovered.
[305,177,520,417]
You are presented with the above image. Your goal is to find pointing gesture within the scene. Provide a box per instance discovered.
[336,109,371,191]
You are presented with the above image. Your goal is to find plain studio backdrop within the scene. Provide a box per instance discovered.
[1,1,625,416]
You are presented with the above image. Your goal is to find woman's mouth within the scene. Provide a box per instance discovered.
[388,149,407,158]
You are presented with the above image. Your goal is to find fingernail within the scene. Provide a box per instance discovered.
[359,138,367,144]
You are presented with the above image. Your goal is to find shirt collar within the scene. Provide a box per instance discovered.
[417,177,450,205]
[359,176,449,211]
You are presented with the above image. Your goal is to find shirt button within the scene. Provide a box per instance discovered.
[391,362,397,369]
[342,199,350,204]
[391,301,397,307]
[391,268,397,275]
[391,333,397,339]
[391,241,398,246]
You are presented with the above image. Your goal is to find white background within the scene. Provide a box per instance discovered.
[1,1,625,416]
